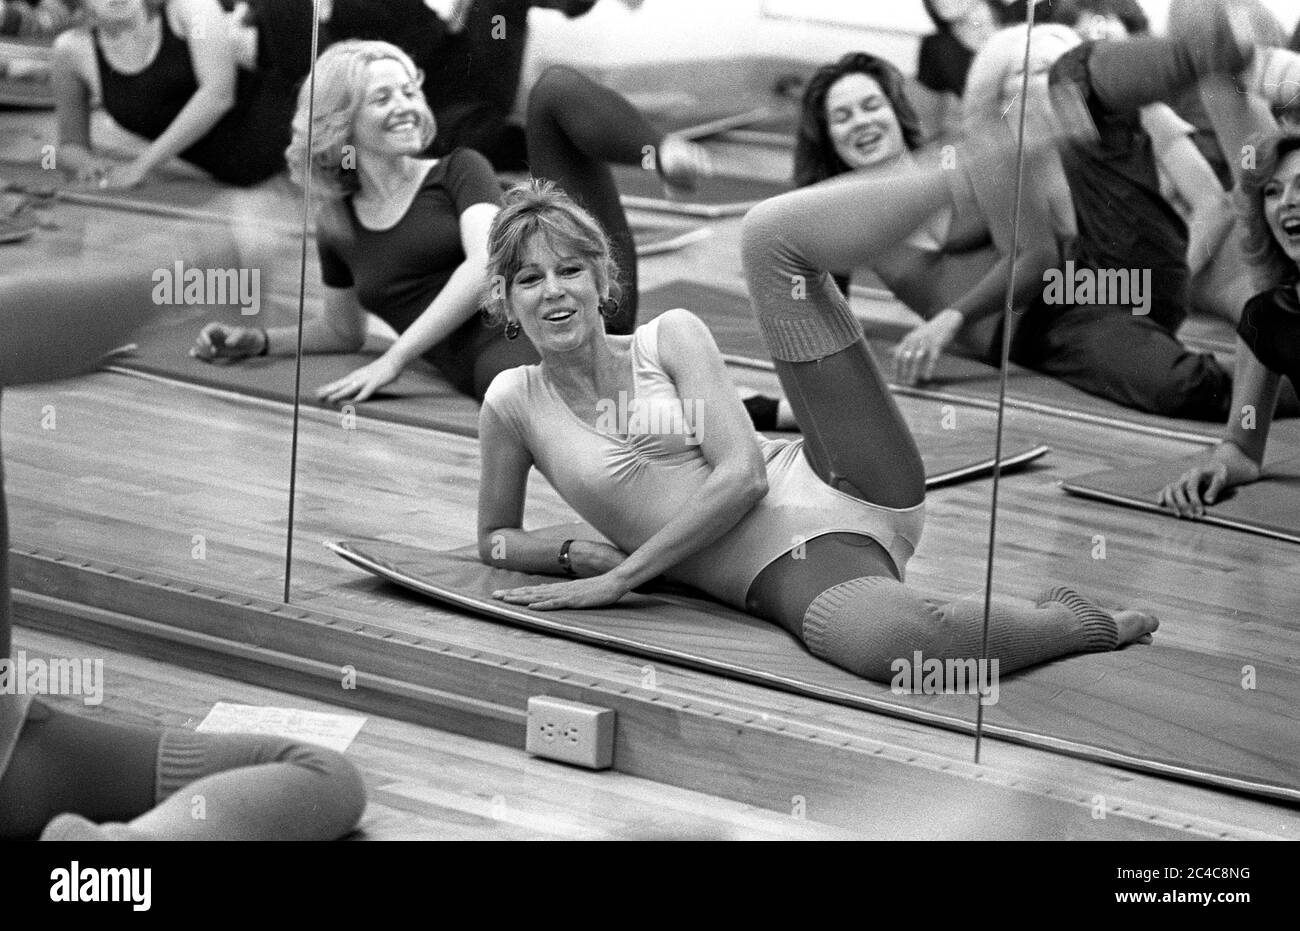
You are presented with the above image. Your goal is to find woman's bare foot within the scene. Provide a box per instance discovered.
[1115,609,1159,646]
[1036,585,1157,648]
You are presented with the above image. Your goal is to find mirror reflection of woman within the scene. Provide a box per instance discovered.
[52,0,309,189]
[1160,130,1300,515]
[791,43,1070,389]
[192,40,539,405]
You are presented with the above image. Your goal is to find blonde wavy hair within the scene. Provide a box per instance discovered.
[482,179,622,325]
[1237,129,1300,290]
[284,40,436,198]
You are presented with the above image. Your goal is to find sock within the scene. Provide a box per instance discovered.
[801,576,1121,682]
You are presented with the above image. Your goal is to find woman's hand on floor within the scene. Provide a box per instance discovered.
[71,158,115,186]
[97,159,151,191]
[893,309,962,386]
[315,354,403,405]
[1158,461,1230,518]
[191,322,265,362]
[1158,442,1260,518]
[492,573,634,611]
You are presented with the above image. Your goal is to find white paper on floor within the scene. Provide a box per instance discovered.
[196,703,366,753]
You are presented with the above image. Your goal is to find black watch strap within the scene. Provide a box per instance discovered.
[558,539,577,576]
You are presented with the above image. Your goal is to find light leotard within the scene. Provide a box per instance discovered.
[482,313,926,608]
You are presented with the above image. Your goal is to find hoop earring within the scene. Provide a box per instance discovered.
[503,319,521,340]
[598,296,620,320]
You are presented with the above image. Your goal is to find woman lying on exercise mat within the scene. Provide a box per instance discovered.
[192,40,539,403]
[1160,127,1300,516]
[52,0,312,188]
[475,180,1156,684]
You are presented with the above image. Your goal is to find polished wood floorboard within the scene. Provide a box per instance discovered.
[11,626,854,840]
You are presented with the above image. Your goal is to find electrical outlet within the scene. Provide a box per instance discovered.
[525,696,615,770]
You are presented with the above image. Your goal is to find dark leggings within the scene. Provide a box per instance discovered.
[739,162,1120,682]
[0,429,365,840]
[525,66,667,335]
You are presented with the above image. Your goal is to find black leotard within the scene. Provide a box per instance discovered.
[93,5,298,186]
[1239,280,1300,388]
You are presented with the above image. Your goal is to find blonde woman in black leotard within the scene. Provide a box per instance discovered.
[192,40,539,403]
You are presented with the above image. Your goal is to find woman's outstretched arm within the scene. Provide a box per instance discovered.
[106,0,239,188]
[51,29,109,182]
[1159,343,1280,516]
[191,284,369,361]
[315,202,499,404]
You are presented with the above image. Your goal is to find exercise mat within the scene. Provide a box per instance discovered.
[1061,453,1300,545]
[110,306,1051,483]
[326,536,1300,804]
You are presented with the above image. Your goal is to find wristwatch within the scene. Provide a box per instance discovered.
[557,539,577,577]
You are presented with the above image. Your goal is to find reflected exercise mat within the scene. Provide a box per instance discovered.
[108,307,1050,485]
[1061,453,1300,545]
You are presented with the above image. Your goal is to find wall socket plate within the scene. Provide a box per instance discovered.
[525,696,616,770]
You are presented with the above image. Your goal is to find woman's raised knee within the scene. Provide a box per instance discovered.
[527,65,591,120]
[740,195,806,282]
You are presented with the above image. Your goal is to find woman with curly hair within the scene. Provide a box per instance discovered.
[191,39,539,403]
[1160,128,1300,515]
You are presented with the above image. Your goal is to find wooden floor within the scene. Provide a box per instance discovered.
[12,627,856,839]
[3,109,1299,838]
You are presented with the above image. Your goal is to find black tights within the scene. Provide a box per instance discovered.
[525,66,665,335]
